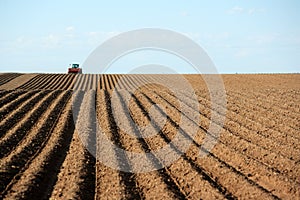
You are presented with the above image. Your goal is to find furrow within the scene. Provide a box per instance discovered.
[27,74,53,90]
[2,91,73,200]
[49,74,66,90]
[127,90,230,199]
[118,89,195,199]
[99,75,104,90]
[108,74,116,90]
[81,74,88,90]
[44,74,61,90]
[73,74,83,90]
[0,90,51,140]
[0,90,11,98]
[228,91,300,132]
[190,90,300,156]
[16,74,43,90]
[0,90,27,109]
[96,90,143,199]
[29,74,54,90]
[104,75,111,90]
[115,75,127,90]
[80,75,88,91]
[111,74,119,89]
[152,88,300,181]
[61,74,74,90]
[0,91,69,194]
[0,74,22,86]
[96,90,126,199]
[65,74,76,90]
[137,89,284,199]
[50,90,95,200]
[0,90,38,122]
[237,89,300,113]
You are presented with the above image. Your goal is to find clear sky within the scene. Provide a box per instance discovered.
[0,0,299,73]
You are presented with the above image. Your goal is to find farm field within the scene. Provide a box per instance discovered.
[0,73,299,199]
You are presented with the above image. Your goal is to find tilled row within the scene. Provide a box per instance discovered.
[0,89,96,199]
[98,74,123,91]
[50,90,95,200]
[0,90,27,109]
[93,86,298,199]
[134,87,284,199]
[74,74,99,90]
[0,73,299,199]
[18,74,125,91]
[139,87,299,199]
[0,90,55,158]
[96,90,195,199]
[16,74,75,90]
[95,75,299,198]
[160,87,300,163]
[0,73,22,86]
[233,89,300,114]
[0,90,11,98]
[0,90,38,122]
[189,90,300,160]
[227,91,300,135]
[0,90,72,198]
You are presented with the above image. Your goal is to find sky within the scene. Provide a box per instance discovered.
[0,0,299,73]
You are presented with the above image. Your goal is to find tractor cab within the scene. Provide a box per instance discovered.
[68,63,82,74]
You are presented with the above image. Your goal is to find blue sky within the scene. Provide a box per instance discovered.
[0,0,299,73]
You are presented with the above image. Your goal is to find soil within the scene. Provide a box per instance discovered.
[0,73,299,199]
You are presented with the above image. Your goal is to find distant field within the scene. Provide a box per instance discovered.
[0,73,299,199]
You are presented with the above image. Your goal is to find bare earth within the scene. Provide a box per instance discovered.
[0,73,299,199]
[0,74,37,90]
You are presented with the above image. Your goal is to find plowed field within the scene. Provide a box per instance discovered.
[0,73,23,86]
[0,73,299,199]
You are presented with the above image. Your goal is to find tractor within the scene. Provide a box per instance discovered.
[68,63,82,74]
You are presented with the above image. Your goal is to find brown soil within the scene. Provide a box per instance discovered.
[0,74,37,90]
[0,73,23,88]
[0,73,299,199]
